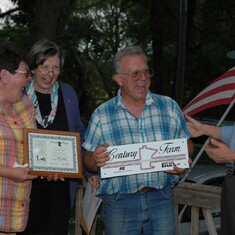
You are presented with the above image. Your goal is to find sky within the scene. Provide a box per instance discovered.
[0,0,16,12]
[0,0,16,27]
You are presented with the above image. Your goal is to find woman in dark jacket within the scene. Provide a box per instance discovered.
[18,39,96,235]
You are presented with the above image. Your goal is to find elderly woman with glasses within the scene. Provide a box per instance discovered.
[0,44,37,234]
[17,39,96,235]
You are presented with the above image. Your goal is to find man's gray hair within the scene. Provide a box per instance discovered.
[113,46,147,74]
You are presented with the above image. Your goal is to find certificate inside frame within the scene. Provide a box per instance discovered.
[23,128,83,178]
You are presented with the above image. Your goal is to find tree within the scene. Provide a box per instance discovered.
[1,0,235,122]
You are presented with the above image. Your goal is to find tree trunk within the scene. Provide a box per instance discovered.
[150,0,164,95]
[18,0,76,44]
[31,0,61,42]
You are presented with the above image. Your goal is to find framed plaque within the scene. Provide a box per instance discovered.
[23,128,83,178]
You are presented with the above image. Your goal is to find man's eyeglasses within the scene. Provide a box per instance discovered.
[37,67,61,75]
[15,69,34,78]
[117,69,153,81]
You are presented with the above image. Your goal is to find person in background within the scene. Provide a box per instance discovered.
[0,44,37,234]
[186,114,235,235]
[17,39,96,235]
[83,45,194,235]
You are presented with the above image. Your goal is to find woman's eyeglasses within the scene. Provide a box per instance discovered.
[37,67,61,75]
[15,69,34,78]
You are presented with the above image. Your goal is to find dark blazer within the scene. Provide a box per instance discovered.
[60,81,94,207]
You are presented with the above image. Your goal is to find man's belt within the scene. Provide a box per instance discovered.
[139,187,157,193]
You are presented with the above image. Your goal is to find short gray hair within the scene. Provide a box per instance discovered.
[113,46,147,74]
[28,39,64,70]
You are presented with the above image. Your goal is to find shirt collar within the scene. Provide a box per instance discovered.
[116,89,154,109]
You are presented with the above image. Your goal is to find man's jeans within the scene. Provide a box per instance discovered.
[100,183,175,235]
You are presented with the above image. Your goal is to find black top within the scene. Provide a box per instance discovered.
[35,87,69,131]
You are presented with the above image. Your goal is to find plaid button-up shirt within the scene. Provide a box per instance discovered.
[83,90,190,195]
[0,95,36,232]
